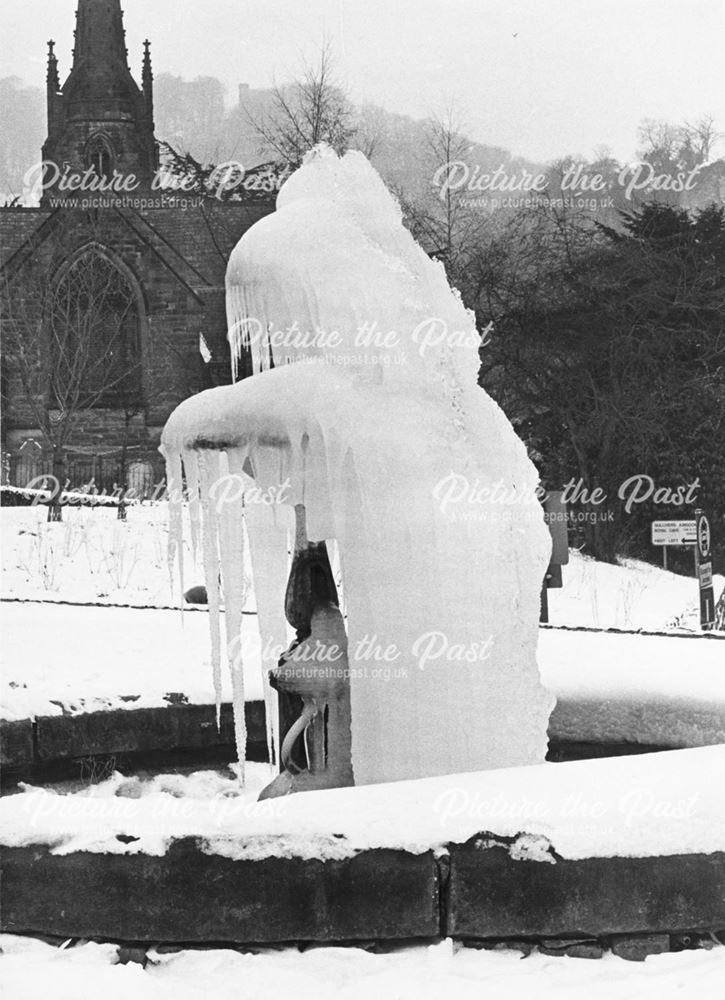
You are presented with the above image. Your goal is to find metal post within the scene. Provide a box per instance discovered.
[540,582,549,624]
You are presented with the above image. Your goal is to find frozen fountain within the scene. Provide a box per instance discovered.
[3,148,723,954]
[160,145,554,794]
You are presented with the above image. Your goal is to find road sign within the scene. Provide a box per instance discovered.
[696,511,711,560]
[699,562,713,589]
[651,520,696,546]
[694,509,715,630]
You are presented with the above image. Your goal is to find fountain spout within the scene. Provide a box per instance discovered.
[259,504,354,799]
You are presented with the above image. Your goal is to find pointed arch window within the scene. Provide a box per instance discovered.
[86,133,114,181]
[50,248,142,409]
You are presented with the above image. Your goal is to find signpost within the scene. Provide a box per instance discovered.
[651,512,715,627]
[694,509,715,630]
[651,519,696,571]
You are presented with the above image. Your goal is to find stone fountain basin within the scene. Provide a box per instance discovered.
[2,604,724,946]
[3,603,725,780]
[1,748,724,946]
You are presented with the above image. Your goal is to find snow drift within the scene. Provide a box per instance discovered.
[161,145,554,786]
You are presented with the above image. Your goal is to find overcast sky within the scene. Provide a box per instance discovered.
[1,0,724,163]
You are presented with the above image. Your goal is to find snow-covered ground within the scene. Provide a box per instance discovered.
[1,934,723,1000]
[0,602,265,720]
[539,629,725,747]
[3,601,723,750]
[2,747,724,861]
[2,505,723,631]
[0,505,189,608]
[547,550,725,632]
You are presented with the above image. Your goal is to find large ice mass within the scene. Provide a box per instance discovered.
[161,145,554,787]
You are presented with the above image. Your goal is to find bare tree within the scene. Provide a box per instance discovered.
[245,44,356,167]
[350,103,385,161]
[397,102,485,288]
[637,116,723,172]
[682,115,724,164]
[636,118,683,168]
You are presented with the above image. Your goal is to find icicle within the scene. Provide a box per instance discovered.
[162,446,185,608]
[328,538,346,620]
[227,281,269,382]
[244,446,293,769]
[226,279,243,384]
[184,448,201,565]
[198,449,223,726]
[218,447,249,783]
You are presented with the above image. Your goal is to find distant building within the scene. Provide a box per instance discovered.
[0,0,274,493]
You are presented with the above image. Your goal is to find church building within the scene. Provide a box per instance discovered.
[0,0,274,495]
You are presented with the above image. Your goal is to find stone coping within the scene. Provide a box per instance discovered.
[1,839,722,947]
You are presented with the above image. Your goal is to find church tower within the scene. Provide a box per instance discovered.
[42,0,158,203]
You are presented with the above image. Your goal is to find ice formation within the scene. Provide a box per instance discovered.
[161,145,554,787]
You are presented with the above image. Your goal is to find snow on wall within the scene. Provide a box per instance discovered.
[540,629,725,747]
[2,747,724,862]
[162,146,554,786]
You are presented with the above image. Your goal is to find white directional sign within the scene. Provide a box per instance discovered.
[651,520,696,546]
[699,562,713,589]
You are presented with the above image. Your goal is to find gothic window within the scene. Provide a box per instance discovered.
[86,133,114,181]
[50,249,142,409]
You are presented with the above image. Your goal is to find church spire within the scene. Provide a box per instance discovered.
[41,0,158,203]
[72,0,129,73]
